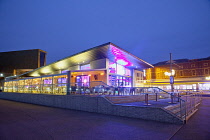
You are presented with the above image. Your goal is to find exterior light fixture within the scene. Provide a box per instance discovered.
[100,73,104,75]
[164,69,175,76]
[0,73,3,77]
[206,76,210,80]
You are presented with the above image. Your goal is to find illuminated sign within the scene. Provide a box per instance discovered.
[111,46,132,66]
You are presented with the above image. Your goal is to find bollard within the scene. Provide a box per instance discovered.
[144,93,151,105]
[155,92,158,101]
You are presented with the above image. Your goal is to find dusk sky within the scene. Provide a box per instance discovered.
[0,0,210,65]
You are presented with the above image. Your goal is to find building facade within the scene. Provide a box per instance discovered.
[145,57,210,91]
[0,49,47,77]
[3,42,153,95]
[0,49,47,89]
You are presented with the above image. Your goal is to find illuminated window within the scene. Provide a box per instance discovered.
[109,62,117,73]
[58,78,67,83]
[109,61,131,76]
[117,64,125,75]
[43,79,52,84]
[125,68,131,76]
[80,64,91,70]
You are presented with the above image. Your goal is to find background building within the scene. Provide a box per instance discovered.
[146,57,210,91]
[0,49,47,88]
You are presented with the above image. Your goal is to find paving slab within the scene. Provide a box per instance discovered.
[170,97,210,140]
[0,99,181,140]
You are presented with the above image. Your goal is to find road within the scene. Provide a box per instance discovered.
[0,97,209,140]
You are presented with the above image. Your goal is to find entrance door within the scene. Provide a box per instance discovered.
[76,75,90,87]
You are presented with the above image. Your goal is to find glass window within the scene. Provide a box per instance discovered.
[109,62,117,73]
[116,64,125,75]
[125,68,131,76]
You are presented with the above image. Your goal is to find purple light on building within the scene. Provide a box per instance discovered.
[111,46,132,66]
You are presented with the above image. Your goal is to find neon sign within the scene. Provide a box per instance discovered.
[111,46,132,66]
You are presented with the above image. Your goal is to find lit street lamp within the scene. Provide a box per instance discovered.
[164,69,175,92]
[165,53,175,92]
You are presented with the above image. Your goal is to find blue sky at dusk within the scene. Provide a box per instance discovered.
[0,0,210,65]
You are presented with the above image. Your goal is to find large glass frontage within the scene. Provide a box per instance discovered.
[108,61,132,87]
[3,70,108,95]
[4,74,68,95]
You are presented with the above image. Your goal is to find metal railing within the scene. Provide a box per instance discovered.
[3,81,202,122]
[163,91,202,122]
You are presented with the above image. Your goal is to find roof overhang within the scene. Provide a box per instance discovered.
[20,42,153,77]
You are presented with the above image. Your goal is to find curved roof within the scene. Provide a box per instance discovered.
[20,42,153,77]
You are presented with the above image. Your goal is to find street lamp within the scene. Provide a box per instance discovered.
[164,70,175,76]
[0,73,3,77]
[165,53,175,92]
[164,69,175,92]
[206,76,210,80]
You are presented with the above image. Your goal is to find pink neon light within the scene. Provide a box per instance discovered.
[116,59,128,66]
[111,46,132,66]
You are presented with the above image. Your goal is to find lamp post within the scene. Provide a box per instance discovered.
[170,53,174,92]
[165,53,175,93]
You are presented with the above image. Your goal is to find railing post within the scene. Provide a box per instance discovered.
[169,92,175,104]
[66,71,71,95]
[155,92,158,101]
[144,93,151,106]
[177,93,180,102]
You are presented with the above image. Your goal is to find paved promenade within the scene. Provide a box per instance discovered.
[0,97,209,140]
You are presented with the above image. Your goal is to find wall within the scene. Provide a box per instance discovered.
[0,92,183,124]
[90,59,106,69]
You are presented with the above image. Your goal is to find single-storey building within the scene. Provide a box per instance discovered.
[3,42,153,95]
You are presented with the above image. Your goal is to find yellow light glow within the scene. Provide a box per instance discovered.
[100,73,104,75]
[164,69,175,76]
[88,74,91,76]
[206,76,210,80]
[55,61,68,69]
